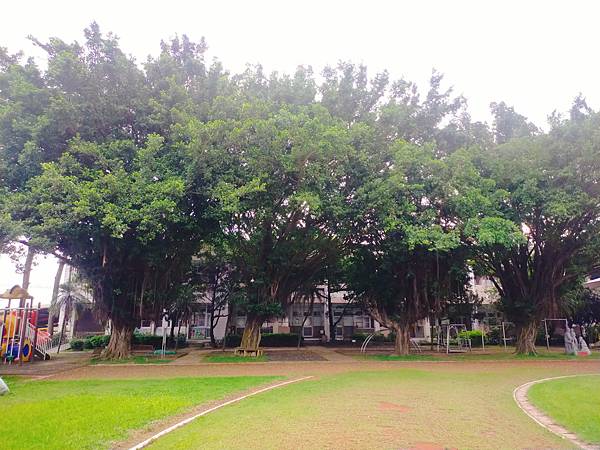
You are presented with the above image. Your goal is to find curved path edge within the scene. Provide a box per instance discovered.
[513,374,600,450]
[126,375,313,450]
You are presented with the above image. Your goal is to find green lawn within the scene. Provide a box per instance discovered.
[204,354,268,363]
[363,348,600,361]
[0,375,277,450]
[366,354,438,361]
[528,374,600,444]
[147,367,571,449]
[90,355,175,364]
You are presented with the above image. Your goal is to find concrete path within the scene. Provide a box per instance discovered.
[309,345,356,361]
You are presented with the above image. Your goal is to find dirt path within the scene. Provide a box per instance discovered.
[0,351,90,377]
[309,346,356,361]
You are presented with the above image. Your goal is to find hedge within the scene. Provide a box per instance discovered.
[458,330,484,347]
[69,339,85,351]
[352,332,394,343]
[225,333,300,348]
[71,332,187,351]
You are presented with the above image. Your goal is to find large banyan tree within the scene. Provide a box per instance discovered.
[11,136,209,358]
[344,142,473,354]
[189,106,354,351]
[3,25,222,358]
[466,106,600,354]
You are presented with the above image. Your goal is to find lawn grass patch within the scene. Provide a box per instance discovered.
[204,354,268,363]
[0,376,277,450]
[90,356,174,365]
[363,348,599,362]
[366,354,438,361]
[528,374,600,444]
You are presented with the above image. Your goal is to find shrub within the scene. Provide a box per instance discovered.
[486,327,502,345]
[133,333,188,349]
[586,324,599,344]
[80,332,188,351]
[352,332,395,344]
[458,330,485,347]
[224,333,299,348]
[351,333,369,343]
[84,334,110,349]
[224,335,242,348]
[133,333,163,348]
[260,333,299,347]
[173,333,188,349]
[69,339,85,351]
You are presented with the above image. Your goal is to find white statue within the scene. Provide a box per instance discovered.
[0,377,9,395]
[564,326,577,355]
[578,336,591,356]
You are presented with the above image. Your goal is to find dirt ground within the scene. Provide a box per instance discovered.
[48,355,600,381]
[4,345,599,381]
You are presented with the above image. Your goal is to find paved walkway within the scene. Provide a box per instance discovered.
[309,346,356,361]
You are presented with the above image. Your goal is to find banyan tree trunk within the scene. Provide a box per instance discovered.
[103,318,133,359]
[515,321,538,355]
[240,314,263,351]
[393,324,411,356]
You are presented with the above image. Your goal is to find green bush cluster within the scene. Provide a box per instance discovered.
[84,335,110,349]
[224,333,300,348]
[458,330,485,347]
[261,333,299,346]
[351,332,395,343]
[69,339,85,351]
[70,333,188,351]
[486,327,502,345]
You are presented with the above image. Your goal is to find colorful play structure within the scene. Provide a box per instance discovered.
[0,285,55,364]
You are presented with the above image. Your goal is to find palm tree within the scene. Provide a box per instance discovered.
[52,274,92,352]
[47,261,65,335]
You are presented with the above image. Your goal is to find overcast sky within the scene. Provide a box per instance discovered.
[1,0,599,303]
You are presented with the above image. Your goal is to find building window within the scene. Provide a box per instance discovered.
[303,327,313,337]
[355,314,372,329]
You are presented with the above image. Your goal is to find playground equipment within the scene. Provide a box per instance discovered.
[0,285,54,364]
[501,321,515,351]
[542,318,568,351]
[437,323,471,354]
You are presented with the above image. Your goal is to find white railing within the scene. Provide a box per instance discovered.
[25,323,63,358]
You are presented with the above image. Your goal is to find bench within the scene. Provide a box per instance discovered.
[234,347,264,357]
[132,344,155,354]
